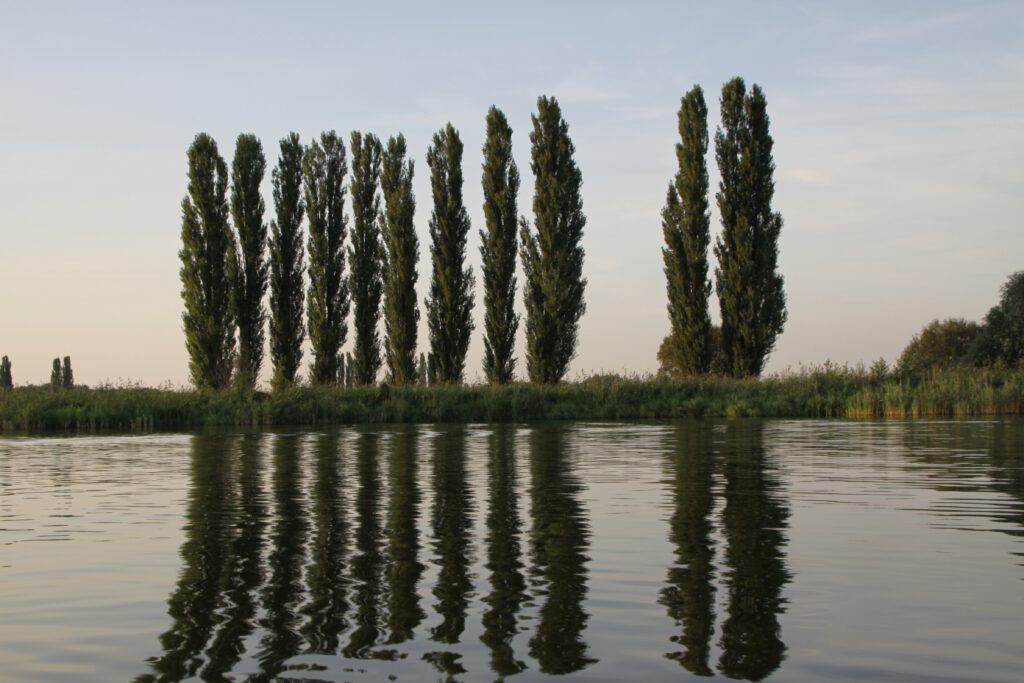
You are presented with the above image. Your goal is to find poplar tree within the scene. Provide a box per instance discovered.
[381,134,419,385]
[62,356,73,389]
[50,358,61,389]
[662,86,712,375]
[304,131,350,385]
[0,356,11,389]
[229,134,268,390]
[349,132,384,385]
[520,96,587,384]
[480,106,520,384]
[268,133,306,389]
[426,123,475,384]
[714,78,787,377]
[179,133,235,390]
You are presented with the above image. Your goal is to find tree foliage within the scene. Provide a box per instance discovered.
[381,134,420,385]
[480,106,520,384]
[268,133,307,390]
[179,133,235,390]
[898,318,980,376]
[349,131,384,386]
[304,131,350,385]
[50,358,61,390]
[714,78,786,378]
[662,85,712,376]
[658,327,725,379]
[62,356,73,389]
[520,96,587,384]
[971,271,1024,367]
[426,123,475,384]
[0,356,11,390]
[229,134,268,390]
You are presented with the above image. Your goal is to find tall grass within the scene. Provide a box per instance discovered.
[1,366,1021,433]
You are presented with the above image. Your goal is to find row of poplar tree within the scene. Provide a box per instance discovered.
[661,77,787,378]
[180,96,585,390]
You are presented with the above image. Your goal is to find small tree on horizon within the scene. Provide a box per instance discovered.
[0,356,11,389]
[426,123,475,384]
[349,131,385,386]
[62,356,73,389]
[50,358,61,390]
[480,106,520,384]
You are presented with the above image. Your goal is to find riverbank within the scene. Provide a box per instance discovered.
[2,366,1022,433]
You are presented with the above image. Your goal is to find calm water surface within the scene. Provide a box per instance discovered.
[1,420,1022,682]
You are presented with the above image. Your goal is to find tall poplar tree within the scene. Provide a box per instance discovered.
[179,133,235,390]
[304,131,350,385]
[62,356,73,389]
[51,358,61,389]
[426,123,475,384]
[0,356,11,389]
[268,133,306,389]
[229,134,268,390]
[480,106,520,384]
[520,96,587,384]
[348,132,384,386]
[662,86,712,375]
[381,134,419,385]
[714,78,787,377]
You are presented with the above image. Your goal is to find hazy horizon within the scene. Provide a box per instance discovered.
[3,1,1022,387]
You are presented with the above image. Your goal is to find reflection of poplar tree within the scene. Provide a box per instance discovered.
[139,435,236,681]
[256,434,308,678]
[988,421,1024,549]
[385,425,425,642]
[718,421,790,681]
[480,425,527,677]
[660,422,716,675]
[528,426,595,674]
[302,432,350,654]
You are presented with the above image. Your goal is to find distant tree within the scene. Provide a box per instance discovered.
[520,96,587,384]
[62,356,73,389]
[426,123,475,384]
[662,86,712,375]
[304,131,350,385]
[659,326,724,379]
[714,78,786,378]
[898,318,980,377]
[349,132,384,386]
[417,352,427,386]
[0,355,11,389]
[229,134,268,390]
[970,271,1024,367]
[51,358,61,390]
[381,134,420,385]
[480,106,520,384]
[179,133,235,390]
[268,133,307,390]
[345,352,354,387]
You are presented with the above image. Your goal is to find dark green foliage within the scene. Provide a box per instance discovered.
[972,271,1024,367]
[268,133,307,390]
[51,358,61,390]
[345,352,354,388]
[418,353,427,386]
[180,133,236,390]
[520,96,587,384]
[381,134,419,385]
[0,356,12,390]
[426,123,475,384]
[659,326,725,379]
[62,356,73,389]
[304,131,350,385]
[229,134,268,390]
[480,107,520,384]
[898,318,980,377]
[662,86,712,375]
[714,78,787,378]
[349,132,384,386]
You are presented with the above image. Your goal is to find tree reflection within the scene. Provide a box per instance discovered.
[385,425,425,643]
[717,420,791,681]
[660,420,715,676]
[527,425,595,674]
[480,424,528,678]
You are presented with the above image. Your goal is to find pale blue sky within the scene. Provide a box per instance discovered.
[2,1,1022,386]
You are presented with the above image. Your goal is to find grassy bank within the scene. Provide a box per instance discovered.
[2,366,1022,433]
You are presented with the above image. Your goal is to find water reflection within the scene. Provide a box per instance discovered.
[385,426,425,643]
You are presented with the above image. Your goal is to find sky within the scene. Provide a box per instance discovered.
[2,1,1022,387]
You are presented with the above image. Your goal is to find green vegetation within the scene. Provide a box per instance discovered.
[897,318,979,377]
[268,133,307,389]
[348,131,384,386]
[714,78,786,377]
[520,96,587,384]
[304,131,350,385]
[0,356,11,390]
[662,85,712,375]
[62,356,73,389]
[381,134,419,385]
[179,133,236,390]
[426,123,475,384]
[971,271,1024,367]
[50,358,61,390]
[4,366,1021,433]
[229,133,268,390]
[480,106,520,384]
